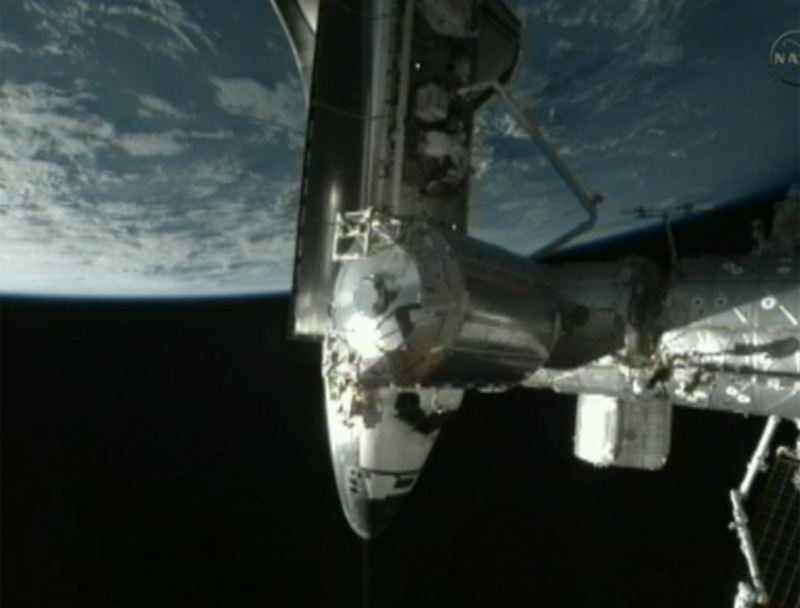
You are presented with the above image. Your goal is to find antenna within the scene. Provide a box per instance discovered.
[622,201,716,267]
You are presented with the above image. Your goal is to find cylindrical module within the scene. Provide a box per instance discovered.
[331,219,560,387]
[525,255,800,419]
[538,257,663,369]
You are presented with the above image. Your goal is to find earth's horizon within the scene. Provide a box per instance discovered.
[1,0,797,298]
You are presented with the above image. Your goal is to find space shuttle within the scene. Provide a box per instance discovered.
[272,0,800,540]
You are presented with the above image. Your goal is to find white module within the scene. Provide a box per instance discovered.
[574,395,673,470]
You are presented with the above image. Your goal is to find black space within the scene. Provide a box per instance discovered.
[2,193,796,608]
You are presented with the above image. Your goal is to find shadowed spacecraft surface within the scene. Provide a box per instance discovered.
[274,0,800,542]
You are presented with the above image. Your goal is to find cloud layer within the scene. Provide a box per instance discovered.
[0,0,305,296]
[1,0,797,297]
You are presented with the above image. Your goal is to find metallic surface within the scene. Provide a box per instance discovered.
[362,3,399,220]
[541,257,662,369]
[288,0,371,339]
[657,255,800,416]
[728,416,782,606]
[474,0,521,87]
[526,256,800,419]
[288,0,522,339]
[269,0,318,97]
[388,0,415,215]
[330,216,559,388]
[732,445,800,607]
[574,394,672,470]
[323,336,463,538]
[283,0,529,537]
[433,226,561,386]
[389,1,477,230]
[279,0,799,541]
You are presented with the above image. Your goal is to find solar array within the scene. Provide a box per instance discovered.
[749,448,800,607]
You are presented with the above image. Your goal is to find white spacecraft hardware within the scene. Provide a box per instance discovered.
[273,0,800,540]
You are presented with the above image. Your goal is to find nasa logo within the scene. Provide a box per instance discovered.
[769,30,800,86]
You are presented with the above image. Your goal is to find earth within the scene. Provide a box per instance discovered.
[0,0,797,297]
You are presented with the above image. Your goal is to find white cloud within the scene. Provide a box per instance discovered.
[210,76,305,147]
[0,82,194,161]
[137,94,189,120]
[0,2,308,298]
[20,0,217,61]
[0,173,298,296]
[636,30,684,66]
[518,0,687,36]
[0,82,112,159]
[115,132,186,156]
[0,79,299,297]
[0,38,23,53]
[90,0,217,56]
[183,154,243,198]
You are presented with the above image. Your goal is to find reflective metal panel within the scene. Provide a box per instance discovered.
[658,255,800,416]
[574,395,672,470]
[330,217,559,387]
[539,258,662,369]
[289,0,370,339]
[323,338,463,538]
[525,255,800,419]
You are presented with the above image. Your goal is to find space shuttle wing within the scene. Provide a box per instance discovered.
[270,0,317,98]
